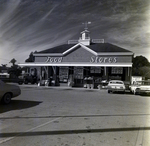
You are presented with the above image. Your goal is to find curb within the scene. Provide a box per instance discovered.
[20,84,105,91]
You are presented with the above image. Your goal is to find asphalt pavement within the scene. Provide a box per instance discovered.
[0,84,150,146]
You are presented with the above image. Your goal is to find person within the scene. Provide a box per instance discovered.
[91,76,94,89]
[45,78,51,86]
[68,75,74,87]
[86,77,90,89]
[84,77,88,88]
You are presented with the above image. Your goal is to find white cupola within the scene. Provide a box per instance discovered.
[78,22,91,46]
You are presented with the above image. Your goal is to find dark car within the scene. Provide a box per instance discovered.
[1,78,24,85]
[23,74,38,84]
[0,80,21,104]
[0,73,24,85]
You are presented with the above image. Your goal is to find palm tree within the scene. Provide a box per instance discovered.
[9,58,16,66]
[1,64,7,67]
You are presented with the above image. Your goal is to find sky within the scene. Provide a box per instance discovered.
[0,0,150,66]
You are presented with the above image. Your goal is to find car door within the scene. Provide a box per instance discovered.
[0,81,8,98]
[130,82,140,93]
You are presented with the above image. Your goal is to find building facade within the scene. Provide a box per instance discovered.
[19,27,133,87]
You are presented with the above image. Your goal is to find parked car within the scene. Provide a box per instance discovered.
[107,80,126,93]
[0,77,24,85]
[129,80,150,95]
[0,80,21,104]
[0,73,24,85]
[129,81,142,95]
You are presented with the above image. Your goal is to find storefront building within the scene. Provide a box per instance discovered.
[19,27,133,88]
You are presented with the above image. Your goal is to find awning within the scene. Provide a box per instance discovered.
[18,62,132,67]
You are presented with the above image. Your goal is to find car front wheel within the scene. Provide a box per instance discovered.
[18,82,23,85]
[108,90,111,93]
[24,80,28,84]
[134,90,137,95]
[1,93,12,104]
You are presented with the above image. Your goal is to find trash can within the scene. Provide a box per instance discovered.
[84,77,88,88]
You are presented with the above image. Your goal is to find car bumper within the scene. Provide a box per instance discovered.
[111,89,125,92]
[108,88,125,92]
[140,90,150,95]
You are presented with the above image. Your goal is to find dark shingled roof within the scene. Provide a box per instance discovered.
[35,43,132,54]
[89,43,131,53]
[36,44,75,54]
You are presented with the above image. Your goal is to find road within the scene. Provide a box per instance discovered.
[0,85,150,146]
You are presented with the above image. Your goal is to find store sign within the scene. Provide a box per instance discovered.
[46,57,63,63]
[90,56,117,63]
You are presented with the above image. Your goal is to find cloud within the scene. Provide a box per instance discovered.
[0,0,150,65]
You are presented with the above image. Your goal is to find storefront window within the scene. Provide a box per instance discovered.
[59,67,69,82]
[111,67,123,74]
[90,67,101,73]
[74,67,83,79]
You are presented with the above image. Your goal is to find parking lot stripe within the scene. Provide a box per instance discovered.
[0,117,61,144]
[135,125,144,146]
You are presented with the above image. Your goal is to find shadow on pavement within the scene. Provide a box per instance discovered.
[0,100,42,113]
[1,113,150,119]
[0,126,150,137]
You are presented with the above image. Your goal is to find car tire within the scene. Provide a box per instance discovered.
[108,90,111,93]
[24,80,28,84]
[18,82,23,85]
[134,91,137,95]
[31,81,35,84]
[1,93,12,104]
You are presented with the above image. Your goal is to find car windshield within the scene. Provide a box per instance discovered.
[142,81,150,85]
[133,81,150,85]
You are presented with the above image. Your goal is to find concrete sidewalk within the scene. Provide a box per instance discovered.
[20,83,102,91]
[20,84,132,95]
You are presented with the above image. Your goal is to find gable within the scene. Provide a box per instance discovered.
[33,42,133,66]
[63,45,96,62]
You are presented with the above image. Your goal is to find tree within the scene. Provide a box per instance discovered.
[132,55,150,77]
[8,58,22,78]
[9,58,17,66]
[132,56,150,68]
[8,65,22,78]
[0,64,8,73]
[1,64,7,67]
[25,52,35,62]
[139,66,150,79]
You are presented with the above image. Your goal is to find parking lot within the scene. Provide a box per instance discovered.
[0,85,150,146]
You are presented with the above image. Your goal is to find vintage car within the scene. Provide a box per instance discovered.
[0,73,24,85]
[0,80,21,104]
[129,80,150,95]
[107,80,126,93]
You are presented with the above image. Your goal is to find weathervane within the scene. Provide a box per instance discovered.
[82,22,91,30]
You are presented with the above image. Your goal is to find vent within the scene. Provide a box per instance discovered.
[68,40,78,44]
[92,39,104,43]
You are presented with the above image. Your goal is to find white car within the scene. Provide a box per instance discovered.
[0,80,21,104]
[129,80,150,95]
[107,80,126,93]
[129,81,142,95]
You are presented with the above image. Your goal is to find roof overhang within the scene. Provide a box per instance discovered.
[97,52,134,56]
[33,53,63,57]
[18,62,132,67]
[33,41,134,57]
